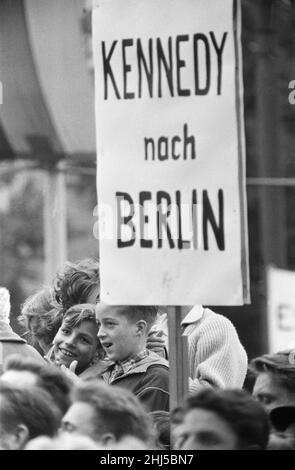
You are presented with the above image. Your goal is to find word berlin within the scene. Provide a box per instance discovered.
[116,189,225,251]
[101,32,228,100]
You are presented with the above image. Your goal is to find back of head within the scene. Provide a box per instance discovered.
[0,381,60,444]
[4,354,44,377]
[54,258,100,311]
[182,388,270,449]
[72,380,154,444]
[4,354,73,416]
[0,287,11,324]
[19,287,62,350]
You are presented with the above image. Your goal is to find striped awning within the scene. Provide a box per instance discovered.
[0,0,96,163]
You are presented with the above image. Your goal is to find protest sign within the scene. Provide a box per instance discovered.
[267,266,295,353]
[93,0,249,305]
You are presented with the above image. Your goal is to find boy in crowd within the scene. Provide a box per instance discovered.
[250,350,295,413]
[96,303,169,413]
[60,380,154,448]
[2,355,73,417]
[0,381,60,450]
[173,388,269,450]
[53,258,166,357]
[46,304,107,380]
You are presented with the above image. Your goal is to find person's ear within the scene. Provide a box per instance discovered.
[13,424,30,449]
[100,432,117,447]
[135,320,147,336]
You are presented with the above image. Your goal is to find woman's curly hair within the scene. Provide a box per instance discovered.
[19,287,62,348]
[53,258,100,313]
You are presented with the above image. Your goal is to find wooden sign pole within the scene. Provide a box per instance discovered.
[168,306,189,412]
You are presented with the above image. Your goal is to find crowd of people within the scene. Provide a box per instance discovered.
[0,257,295,450]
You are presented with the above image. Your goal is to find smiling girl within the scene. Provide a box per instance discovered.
[46,304,107,379]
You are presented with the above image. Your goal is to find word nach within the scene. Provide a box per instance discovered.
[144,123,196,161]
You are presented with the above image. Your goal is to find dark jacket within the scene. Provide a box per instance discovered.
[0,320,44,373]
[102,351,170,413]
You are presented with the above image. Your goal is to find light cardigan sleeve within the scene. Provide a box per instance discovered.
[186,310,248,393]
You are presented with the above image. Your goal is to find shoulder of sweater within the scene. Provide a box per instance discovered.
[189,308,240,339]
[202,308,237,328]
[186,310,247,362]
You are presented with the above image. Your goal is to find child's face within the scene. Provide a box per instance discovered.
[96,306,141,363]
[53,319,99,374]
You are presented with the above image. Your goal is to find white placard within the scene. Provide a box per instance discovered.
[267,266,295,353]
[93,0,249,305]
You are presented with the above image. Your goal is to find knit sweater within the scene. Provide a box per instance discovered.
[184,308,248,393]
[154,306,248,393]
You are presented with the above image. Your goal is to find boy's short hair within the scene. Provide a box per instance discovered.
[114,306,158,332]
[0,381,60,440]
[71,380,154,444]
[4,355,73,416]
[62,303,98,329]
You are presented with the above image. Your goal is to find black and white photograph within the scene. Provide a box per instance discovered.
[0,0,295,454]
